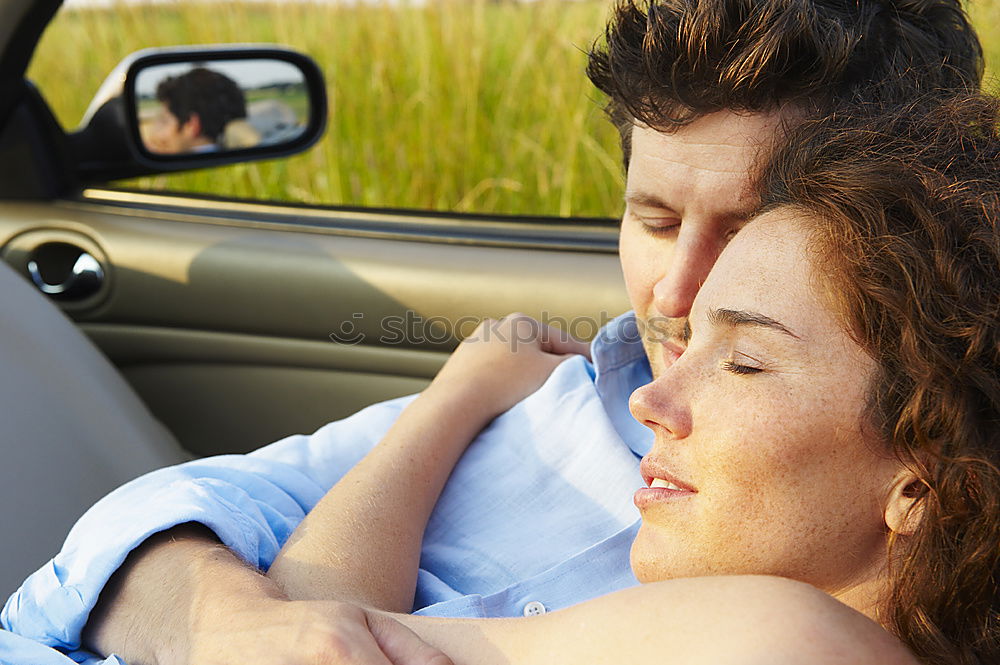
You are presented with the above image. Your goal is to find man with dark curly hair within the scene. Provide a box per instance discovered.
[146,67,247,154]
[3,2,988,665]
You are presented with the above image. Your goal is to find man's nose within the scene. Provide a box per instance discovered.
[651,240,717,318]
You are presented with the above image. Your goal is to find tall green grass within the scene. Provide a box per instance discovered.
[29,0,623,217]
[970,1,1000,82]
[27,0,1000,219]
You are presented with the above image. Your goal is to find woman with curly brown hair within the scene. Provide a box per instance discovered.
[748,93,1000,664]
[255,94,1000,665]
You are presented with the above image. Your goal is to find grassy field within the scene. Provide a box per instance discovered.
[27,0,1000,219]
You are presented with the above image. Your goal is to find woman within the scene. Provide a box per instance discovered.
[267,96,1000,665]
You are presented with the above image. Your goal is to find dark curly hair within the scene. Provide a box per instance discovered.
[587,0,983,163]
[156,67,247,143]
[756,95,1000,665]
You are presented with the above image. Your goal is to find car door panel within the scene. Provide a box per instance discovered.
[85,325,444,455]
[0,193,627,455]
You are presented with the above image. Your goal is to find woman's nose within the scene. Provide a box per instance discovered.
[628,374,692,440]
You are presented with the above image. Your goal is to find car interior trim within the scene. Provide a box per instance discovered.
[76,188,622,253]
[83,323,449,379]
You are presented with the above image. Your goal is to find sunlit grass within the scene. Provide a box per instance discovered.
[27,0,1000,218]
[968,0,1000,93]
[28,0,623,218]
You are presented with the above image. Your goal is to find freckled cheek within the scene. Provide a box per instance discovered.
[697,407,823,495]
[695,393,877,549]
[741,434,857,515]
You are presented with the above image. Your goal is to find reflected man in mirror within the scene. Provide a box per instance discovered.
[145,67,260,154]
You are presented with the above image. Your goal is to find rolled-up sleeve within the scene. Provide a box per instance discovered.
[2,395,415,653]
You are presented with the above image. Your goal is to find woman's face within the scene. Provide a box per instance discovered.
[629,208,903,599]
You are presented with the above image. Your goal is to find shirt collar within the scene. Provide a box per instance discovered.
[589,311,654,457]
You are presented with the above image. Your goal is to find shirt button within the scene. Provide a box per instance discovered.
[522,601,546,617]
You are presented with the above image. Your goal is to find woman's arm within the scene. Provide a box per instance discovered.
[267,315,589,611]
[388,576,920,665]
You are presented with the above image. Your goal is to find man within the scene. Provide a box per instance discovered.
[145,67,248,154]
[3,2,983,664]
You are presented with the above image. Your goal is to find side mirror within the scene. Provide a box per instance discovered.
[70,45,327,184]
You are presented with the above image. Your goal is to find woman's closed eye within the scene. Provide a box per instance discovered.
[720,352,765,375]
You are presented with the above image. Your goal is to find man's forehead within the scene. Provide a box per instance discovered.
[631,109,787,155]
[625,109,788,216]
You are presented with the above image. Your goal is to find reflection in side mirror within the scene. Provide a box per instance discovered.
[136,59,310,156]
[70,46,326,184]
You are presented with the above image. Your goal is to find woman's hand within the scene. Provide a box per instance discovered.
[422,313,591,423]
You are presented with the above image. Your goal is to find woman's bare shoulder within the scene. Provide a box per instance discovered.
[402,575,918,665]
[627,575,918,665]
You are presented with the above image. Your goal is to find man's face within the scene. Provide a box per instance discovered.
[618,110,788,377]
[146,102,207,154]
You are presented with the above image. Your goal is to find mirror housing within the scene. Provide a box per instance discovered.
[69,45,326,184]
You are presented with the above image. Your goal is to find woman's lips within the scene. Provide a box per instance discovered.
[634,484,696,510]
[636,456,696,509]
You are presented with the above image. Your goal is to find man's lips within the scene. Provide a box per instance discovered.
[660,339,686,365]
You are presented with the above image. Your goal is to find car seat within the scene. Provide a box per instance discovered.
[0,259,188,598]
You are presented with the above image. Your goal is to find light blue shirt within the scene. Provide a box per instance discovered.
[2,312,653,665]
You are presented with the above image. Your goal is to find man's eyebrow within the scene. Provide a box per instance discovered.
[624,191,678,212]
[707,308,802,340]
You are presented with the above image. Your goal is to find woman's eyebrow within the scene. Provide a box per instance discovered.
[707,308,802,340]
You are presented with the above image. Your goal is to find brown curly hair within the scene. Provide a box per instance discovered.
[586,0,983,163]
[756,95,1000,664]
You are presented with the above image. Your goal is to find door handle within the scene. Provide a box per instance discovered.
[27,249,105,300]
